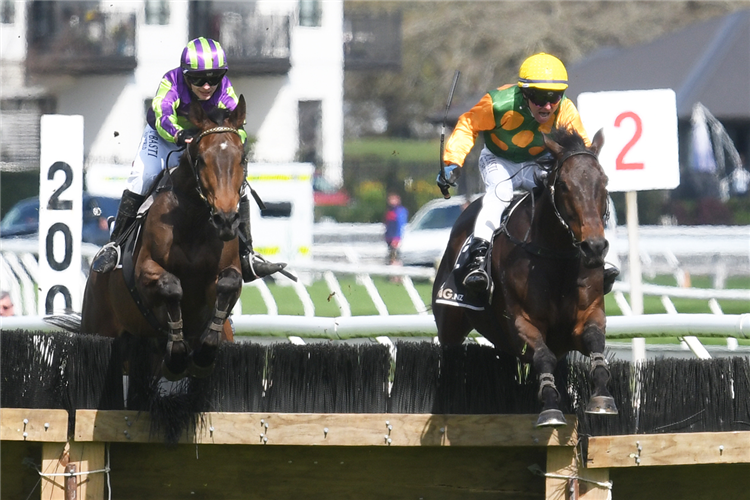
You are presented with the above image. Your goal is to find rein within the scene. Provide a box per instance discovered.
[502,148,605,260]
[547,149,601,245]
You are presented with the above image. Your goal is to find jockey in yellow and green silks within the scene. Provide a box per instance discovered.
[438,53,617,299]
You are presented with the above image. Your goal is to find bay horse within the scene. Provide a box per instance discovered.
[432,128,618,427]
[81,96,248,381]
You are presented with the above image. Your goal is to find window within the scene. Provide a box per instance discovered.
[0,97,56,171]
[298,0,320,27]
[1,0,14,24]
[145,0,169,25]
[297,100,322,165]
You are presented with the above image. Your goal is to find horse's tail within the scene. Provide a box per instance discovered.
[43,313,82,333]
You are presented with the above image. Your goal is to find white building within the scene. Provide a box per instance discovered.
[0,0,344,187]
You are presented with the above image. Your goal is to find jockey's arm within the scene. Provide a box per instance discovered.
[151,78,182,144]
[443,93,497,168]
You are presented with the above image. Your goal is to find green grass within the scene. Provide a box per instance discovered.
[236,275,748,344]
[240,276,436,317]
[344,138,438,162]
[241,274,747,317]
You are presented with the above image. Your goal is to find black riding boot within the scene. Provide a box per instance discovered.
[91,189,145,273]
[238,195,286,282]
[603,265,620,295]
[462,237,491,295]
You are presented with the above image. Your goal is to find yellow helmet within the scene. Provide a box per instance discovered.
[517,53,568,91]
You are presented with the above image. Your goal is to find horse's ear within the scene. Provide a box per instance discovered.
[188,100,210,129]
[543,133,564,158]
[589,128,605,156]
[229,95,246,130]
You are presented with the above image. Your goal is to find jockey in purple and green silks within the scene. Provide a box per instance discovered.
[91,37,286,281]
[147,44,247,146]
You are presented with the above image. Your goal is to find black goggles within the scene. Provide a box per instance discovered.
[185,71,225,87]
[524,89,564,107]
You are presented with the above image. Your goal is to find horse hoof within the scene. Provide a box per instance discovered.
[161,360,187,381]
[585,396,619,415]
[535,409,567,428]
[188,360,216,379]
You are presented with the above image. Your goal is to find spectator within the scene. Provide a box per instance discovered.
[384,193,408,269]
[0,291,15,317]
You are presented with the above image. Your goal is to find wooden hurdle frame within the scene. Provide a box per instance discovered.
[4,408,750,499]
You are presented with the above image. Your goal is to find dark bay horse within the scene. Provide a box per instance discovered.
[433,128,618,427]
[81,96,249,381]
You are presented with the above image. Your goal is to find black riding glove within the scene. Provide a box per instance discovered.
[533,168,549,188]
[175,129,199,148]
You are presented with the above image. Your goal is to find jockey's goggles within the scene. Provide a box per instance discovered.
[524,89,563,107]
[184,70,226,87]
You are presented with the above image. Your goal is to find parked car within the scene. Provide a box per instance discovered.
[0,194,120,246]
[399,195,476,267]
[313,173,350,207]
[399,194,620,270]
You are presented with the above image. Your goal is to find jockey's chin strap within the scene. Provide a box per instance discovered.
[546,149,605,246]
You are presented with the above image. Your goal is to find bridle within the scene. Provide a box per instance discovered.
[546,149,609,246]
[184,126,245,215]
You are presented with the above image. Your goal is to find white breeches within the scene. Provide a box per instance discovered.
[473,146,545,242]
[126,125,184,196]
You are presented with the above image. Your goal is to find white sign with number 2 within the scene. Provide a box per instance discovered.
[577,89,680,192]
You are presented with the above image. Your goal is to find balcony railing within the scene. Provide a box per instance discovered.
[190,2,291,75]
[26,2,136,75]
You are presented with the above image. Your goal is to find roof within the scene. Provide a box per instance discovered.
[566,9,750,121]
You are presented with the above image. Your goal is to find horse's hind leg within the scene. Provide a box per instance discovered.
[582,325,618,415]
[434,303,472,346]
[190,267,242,377]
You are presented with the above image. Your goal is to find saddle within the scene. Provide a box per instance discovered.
[434,191,536,311]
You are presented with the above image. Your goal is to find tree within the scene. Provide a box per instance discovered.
[344,1,746,138]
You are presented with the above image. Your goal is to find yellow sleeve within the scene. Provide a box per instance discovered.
[444,93,497,167]
[556,99,590,146]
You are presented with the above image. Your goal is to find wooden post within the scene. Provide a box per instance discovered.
[546,446,611,500]
[41,441,106,500]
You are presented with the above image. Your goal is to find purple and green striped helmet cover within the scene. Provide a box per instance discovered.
[180,37,228,73]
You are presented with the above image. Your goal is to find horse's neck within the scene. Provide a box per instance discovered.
[526,191,574,249]
[169,165,210,214]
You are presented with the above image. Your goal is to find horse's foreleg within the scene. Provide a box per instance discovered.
[190,268,242,377]
[532,345,568,428]
[148,271,190,381]
[581,324,618,415]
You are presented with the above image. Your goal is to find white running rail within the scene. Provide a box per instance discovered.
[2,238,748,357]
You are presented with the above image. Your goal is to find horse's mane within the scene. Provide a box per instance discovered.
[206,106,231,126]
[548,127,588,153]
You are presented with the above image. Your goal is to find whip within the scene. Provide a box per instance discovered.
[439,70,461,199]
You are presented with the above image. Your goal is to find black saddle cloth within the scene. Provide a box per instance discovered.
[434,235,494,311]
